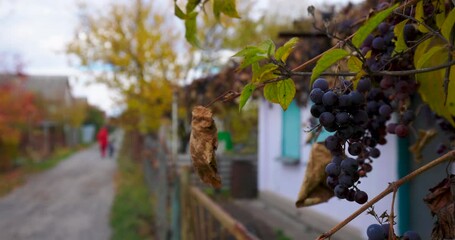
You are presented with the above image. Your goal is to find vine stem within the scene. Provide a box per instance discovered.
[317,150,455,240]
[291,0,421,72]
[389,187,398,240]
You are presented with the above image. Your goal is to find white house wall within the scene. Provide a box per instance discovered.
[258,99,399,238]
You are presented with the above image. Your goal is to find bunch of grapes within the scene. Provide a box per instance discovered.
[366,223,422,240]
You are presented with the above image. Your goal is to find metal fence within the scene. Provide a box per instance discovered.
[142,135,258,240]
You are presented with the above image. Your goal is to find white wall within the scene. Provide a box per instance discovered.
[258,99,399,238]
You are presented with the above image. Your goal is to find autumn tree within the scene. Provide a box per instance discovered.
[67,0,189,132]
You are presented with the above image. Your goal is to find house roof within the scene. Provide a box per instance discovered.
[23,75,72,102]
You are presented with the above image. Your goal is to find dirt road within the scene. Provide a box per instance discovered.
[0,141,119,240]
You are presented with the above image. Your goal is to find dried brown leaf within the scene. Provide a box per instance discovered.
[409,129,437,162]
[189,106,222,188]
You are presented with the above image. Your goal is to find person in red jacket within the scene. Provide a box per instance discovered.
[97,126,109,158]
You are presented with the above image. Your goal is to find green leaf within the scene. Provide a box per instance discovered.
[392,19,409,56]
[239,83,255,111]
[233,46,264,58]
[213,0,240,20]
[239,55,267,69]
[251,62,260,83]
[184,13,200,48]
[415,46,455,126]
[433,0,446,28]
[257,63,278,83]
[275,37,299,62]
[310,49,349,82]
[174,2,186,19]
[347,55,362,73]
[186,0,201,13]
[263,82,279,104]
[257,39,275,57]
[413,37,433,67]
[415,1,429,33]
[352,4,399,48]
[277,78,296,110]
[448,66,455,119]
[441,8,455,42]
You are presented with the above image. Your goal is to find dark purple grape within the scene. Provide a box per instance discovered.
[381,224,390,239]
[367,101,379,115]
[378,22,389,34]
[379,104,392,117]
[313,78,329,91]
[380,76,394,89]
[402,230,422,240]
[339,174,355,186]
[362,34,374,47]
[310,104,325,118]
[368,88,384,101]
[348,142,363,156]
[383,31,394,43]
[334,185,349,199]
[361,46,371,56]
[349,91,365,106]
[319,112,335,127]
[326,176,338,189]
[352,110,369,125]
[369,148,381,158]
[395,124,409,137]
[324,125,338,132]
[331,156,343,165]
[322,91,338,107]
[367,224,386,240]
[372,37,386,50]
[362,163,373,172]
[310,88,325,104]
[346,189,356,202]
[403,24,417,42]
[325,163,341,177]
[395,80,409,93]
[436,144,447,154]
[335,112,350,126]
[337,126,354,140]
[338,95,352,108]
[357,78,372,93]
[402,110,415,125]
[354,190,368,204]
[325,135,340,151]
[341,157,358,173]
[387,123,397,134]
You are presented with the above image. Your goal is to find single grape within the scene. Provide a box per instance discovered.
[369,148,381,158]
[319,112,335,127]
[362,34,374,47]
[354,190,368,204]
[341,157,358,173]
[395,124,409,137]
[310,88,325,104]
[402,230,422,240]
[336,126,354,140]
[372,37,386,50]
[348,142,363,156]
[379,104,392,117]
[395,80,409,93]
[367,101,379,115]
[362,163,373,172]
[322,91,338,107]
[380,76,394,89]
[335,112,350,126]
[310,104,325,118]
[381,224,390,239]
[349,91,365,106]
[387,123,397,134]
[334,185,348,199]
[325,162,341,177]
[325,135,340,151]
[403,24,417,42]
[339,174,355,187]
[436,144,447,154]
[378,22,389,34]
[367,224,386,240]
[338,95,352,108]
[313,78,329,91]
[402,110,415,125]
[357,78,372,93]
[368,88,384,101]
[331,156,343,165]
[346,189,356,202]
[326,176,338,189]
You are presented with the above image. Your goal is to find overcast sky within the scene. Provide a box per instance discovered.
[0,0,361,115]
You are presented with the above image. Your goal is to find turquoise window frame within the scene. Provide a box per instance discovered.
[280,100,301,164]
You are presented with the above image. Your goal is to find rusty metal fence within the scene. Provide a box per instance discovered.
[142,135,258,240]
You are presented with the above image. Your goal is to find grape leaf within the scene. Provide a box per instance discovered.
[347,55,362,73]
[255,63,278,83]
[415,46,455,126]
[239,83,255,111]
[213,0,240,20]
[257,39,276,57]
[275,37,299,62]
[233,46,265,58]
[413,37,433,67]
[441,8,455,42]
[415,1,429,33]
[277,78,296,110]
[352,3,399,48]
[263,82,279,104]
[310,49,349,83]
[239,55,268,69]
[392,19,409,56]
[448,66,455,118]
[433,0,446,28]
[184,12,200,48]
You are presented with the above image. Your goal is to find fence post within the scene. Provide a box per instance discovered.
[171,175,181,240]
[180,166,191,240]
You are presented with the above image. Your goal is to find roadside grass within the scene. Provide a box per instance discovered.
[0,146,83,197]
[110,139,155,240]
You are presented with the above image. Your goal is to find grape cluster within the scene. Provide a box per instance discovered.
[366,223,421,240]
[311,77,394,203]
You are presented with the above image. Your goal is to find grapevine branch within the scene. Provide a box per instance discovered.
[317,150,455,240]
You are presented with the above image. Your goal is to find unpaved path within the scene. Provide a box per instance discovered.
[0,133,121,240]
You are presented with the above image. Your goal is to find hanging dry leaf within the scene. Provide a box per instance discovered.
[296,143,334,207]
[189,106,222,189]
[409,129,437,162]
[423,175,455,240]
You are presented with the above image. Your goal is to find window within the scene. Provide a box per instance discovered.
[280,100,301,163]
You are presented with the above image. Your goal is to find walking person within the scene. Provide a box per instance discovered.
[97,126,109,158]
